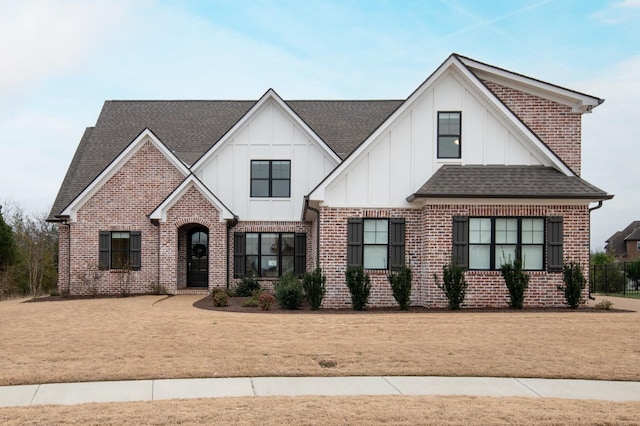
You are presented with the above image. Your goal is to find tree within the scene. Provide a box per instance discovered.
[590,251,625,293]
[8,206,58,296]
[0,205,17,298]
[626,260,640,291]
[0,205,16,268]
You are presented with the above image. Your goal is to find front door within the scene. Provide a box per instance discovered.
[187,228,208,287]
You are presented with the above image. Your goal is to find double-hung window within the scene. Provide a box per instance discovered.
[347,218,406,270]
[438,111,461,159]
[455,217,559,271]
[250,160,291,197]
[234,232,306,278]
[99,231,141,270]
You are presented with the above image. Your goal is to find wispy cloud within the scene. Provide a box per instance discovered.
[592,0,640,24]
[0,0,129,97]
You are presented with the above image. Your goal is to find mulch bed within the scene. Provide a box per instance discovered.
[192,295,629,314]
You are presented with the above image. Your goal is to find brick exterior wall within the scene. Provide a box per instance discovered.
[483,81,583,175]
[319,204,590,309]
[228,221,313,292]
[60,141,184,295]
[318,207,423,308]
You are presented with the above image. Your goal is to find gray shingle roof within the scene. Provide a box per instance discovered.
[49,99,402,219]
[625,228,640,241]
[408,165,613,200]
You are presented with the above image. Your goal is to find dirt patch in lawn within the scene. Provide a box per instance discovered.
[0,295,639,386]
[2,396,640,425]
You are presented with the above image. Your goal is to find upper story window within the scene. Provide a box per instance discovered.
[438,111,461,159]
[250,160,291,198]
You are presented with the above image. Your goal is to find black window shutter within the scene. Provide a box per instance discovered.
[234,232,246,278]
[130,231,141,270]
[98,231,110,270]
[347,218,363,267]
[294,233,307,276]
[452,216,469,268]
[547,217,563,272]
[389,218,406,270]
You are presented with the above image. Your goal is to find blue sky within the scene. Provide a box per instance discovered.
[1,0,639,250]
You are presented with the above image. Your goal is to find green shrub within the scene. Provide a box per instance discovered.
[242,289,264,308]
[558,261,586,309]
[302,267,326,310]
[275,272,304,310]
[211,288,228,307]
[258,292,275,311]
[434,261,468,310]
[236,274,260,297]
[388,266,412,310]
[500,258,530,309]
[345,265,371,311]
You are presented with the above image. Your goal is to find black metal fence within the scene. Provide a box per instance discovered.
[590,262,640,296]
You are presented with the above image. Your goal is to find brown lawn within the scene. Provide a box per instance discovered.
[2,396,640,425]
[1,294,639,424]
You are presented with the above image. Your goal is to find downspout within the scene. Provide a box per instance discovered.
[226,215,239,290]
[152,219,160,291]
[63,220,71,293]
[587,201,604,300]
[304,197,321,269]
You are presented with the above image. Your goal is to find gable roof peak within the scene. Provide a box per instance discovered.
[456,54,603,113]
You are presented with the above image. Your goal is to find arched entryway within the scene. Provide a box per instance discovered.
[187,227,209,288]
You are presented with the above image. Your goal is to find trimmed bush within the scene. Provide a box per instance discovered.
[345,265,371,311]
[211,288,229,307]
[434,261,468,310]
[274,272,304,310]
[236,274,260,297]
[500,258,530,309]
[559,261,586,309]
[303,267,326,310]
[388,266,412,310]
[258,292,275,311]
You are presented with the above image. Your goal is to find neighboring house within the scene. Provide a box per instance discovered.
[605,221,640,262]
[48,54,613,308]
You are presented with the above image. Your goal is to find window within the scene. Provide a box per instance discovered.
[99,231,141,270]
[347,218,405,270]
[454,217,560,271]
[234,232,305,278]
[250,160,291,197]
[438,111,461,159]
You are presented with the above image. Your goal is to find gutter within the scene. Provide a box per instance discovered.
[304,196,321,269]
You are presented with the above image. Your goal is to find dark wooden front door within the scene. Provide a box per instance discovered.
[187,228,208,287]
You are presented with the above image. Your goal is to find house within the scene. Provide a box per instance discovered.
[605,221,640,262]
[48,54,613,308]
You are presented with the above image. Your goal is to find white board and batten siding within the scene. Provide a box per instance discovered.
[196,99,338,221]
[322,69,545,208]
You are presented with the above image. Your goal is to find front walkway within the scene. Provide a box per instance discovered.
[2,376,640,407]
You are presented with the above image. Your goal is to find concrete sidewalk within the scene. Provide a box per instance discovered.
[1,376,639,407]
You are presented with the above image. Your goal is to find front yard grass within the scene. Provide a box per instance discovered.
[1,295,639,386]
[1,294,640,424]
